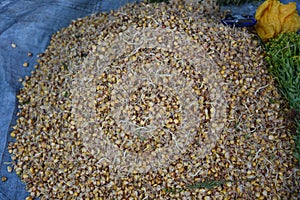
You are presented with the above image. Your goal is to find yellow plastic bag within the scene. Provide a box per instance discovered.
[255,0,300,41]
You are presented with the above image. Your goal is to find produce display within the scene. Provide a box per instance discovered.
[7,0,299,199]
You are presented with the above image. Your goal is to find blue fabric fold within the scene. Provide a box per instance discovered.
[0,1,137,199]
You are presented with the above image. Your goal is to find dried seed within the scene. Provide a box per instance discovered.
[27,52,33,57]
[1,176,7,182]
[7,166,12,173]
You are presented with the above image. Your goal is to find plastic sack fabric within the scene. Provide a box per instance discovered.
[255,0,300,41]
[0,1,137,199]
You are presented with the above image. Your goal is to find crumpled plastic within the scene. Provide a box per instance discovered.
[255,0,300,41]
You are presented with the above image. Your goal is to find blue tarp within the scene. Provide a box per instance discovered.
[0,1,138,199]
[0,0,299,199]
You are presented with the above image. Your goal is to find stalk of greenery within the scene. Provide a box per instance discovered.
[164,179,228,193]
[217,0,260,6]
[164,177,256,193]
[265,32,300,164]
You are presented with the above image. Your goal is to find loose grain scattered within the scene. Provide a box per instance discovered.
[23,62,29,67]
[1,177,7,182]
[7,166,12,173]
[27,52,33,57]
[11,43,17,48]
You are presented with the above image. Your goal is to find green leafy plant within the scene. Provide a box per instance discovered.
[265,32,300,164]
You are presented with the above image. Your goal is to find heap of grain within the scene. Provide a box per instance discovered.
[9,0,299,199]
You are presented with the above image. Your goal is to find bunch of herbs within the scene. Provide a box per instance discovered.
[265,32,300,164]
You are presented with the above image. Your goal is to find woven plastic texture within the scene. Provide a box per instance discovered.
[0,1,138,199]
